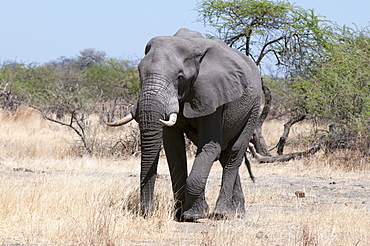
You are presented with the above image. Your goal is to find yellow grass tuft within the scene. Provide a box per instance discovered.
[1,106,73,159]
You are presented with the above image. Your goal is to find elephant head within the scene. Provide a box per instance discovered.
[109,28,256,216]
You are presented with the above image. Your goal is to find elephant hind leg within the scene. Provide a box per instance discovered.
[212,149,246,219]
[213,107,259,219]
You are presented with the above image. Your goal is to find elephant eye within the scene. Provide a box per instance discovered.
[178,75,185,81]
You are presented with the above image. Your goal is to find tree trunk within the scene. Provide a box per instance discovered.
[252,78,272,156]
[277,114,306,155]
[252,126,271,156]
[250,143,321,163]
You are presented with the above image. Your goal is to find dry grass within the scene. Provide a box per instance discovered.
[0,107,369,245]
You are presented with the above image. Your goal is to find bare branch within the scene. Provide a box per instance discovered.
[277,114,307,155]
[31,105,92,155]
[251,143,321,163]
[255,36,287,66]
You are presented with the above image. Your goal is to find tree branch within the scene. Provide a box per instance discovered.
[250,143,321,163]
[277,114,307,155]
[255,36,287,66]
[31,105,92,155]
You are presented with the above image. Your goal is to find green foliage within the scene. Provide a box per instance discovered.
[292,26,370,129]
[83,58,140,99]
[0,52,140,111]
[197,0,332,71]
[0,62,58,106]
[199,0,291,34]
[0,50,141,155]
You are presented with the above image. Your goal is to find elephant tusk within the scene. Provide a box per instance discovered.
[159,113,177,127]
[106,113,133,127]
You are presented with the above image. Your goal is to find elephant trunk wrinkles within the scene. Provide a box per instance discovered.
[138,75,178,216]
[139,122,162,216]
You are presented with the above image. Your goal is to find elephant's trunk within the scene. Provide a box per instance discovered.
[137,75,179,216]
[139,114,162,216]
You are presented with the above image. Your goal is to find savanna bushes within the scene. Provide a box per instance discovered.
[0,49,141,156]
[268,25,370,155]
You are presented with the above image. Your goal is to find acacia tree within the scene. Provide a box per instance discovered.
[197,0,332,157]
[290,25,370,154]
[78,48,107,68]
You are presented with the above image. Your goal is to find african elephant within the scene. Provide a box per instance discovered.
[108,28,262,221]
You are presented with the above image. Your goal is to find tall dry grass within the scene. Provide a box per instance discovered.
[0,106,72,159]
[0,107,369,245]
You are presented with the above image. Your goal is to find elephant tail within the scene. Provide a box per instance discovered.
[244,153,255,182]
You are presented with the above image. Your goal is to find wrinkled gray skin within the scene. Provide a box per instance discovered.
[129,28,262,221]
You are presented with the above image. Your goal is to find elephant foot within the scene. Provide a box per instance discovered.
[212,199,245,220]
[211,207,236,220]
[140,204,154,218]
[174,207,201,222]
[182,197,209,222]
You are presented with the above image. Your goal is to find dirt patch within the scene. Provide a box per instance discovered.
[167,163,369,245]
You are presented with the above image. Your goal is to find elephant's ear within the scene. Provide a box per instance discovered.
[183,39,249,118]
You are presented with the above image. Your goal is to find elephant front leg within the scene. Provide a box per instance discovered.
[183,141,221,220]
[183,108,223,221]
[163,124,188,221]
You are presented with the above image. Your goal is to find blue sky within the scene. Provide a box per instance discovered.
[1,0,369,64]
